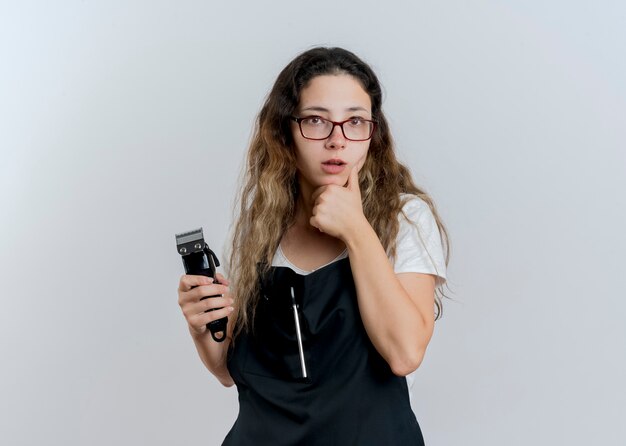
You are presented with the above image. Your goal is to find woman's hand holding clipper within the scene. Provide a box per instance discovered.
[178,273,234,336]
[177,272,235,386]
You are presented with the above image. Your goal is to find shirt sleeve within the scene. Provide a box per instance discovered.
[392,195,447,285]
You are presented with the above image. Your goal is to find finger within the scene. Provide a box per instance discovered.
[179,274,213,292]
[179,283,229,306]
[345,165,359,191]
[184,295,235,316]
[311,185,328,204]
[191,284,230,301]
[311,203,318,216]
[215,272,230,286]
[189,305,235,330]
[309,216,324,232]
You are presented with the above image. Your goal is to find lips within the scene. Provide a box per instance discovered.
[321,159,347,174]
[322,158,346,166]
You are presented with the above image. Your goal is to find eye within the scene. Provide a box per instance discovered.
[348,117,366,126]
[302,116,326,126]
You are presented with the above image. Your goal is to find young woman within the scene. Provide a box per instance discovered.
[177,47,449,445]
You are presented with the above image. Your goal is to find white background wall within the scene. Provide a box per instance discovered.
[1,1,625,445]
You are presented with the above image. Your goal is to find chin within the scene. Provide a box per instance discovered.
[321,177,346,186]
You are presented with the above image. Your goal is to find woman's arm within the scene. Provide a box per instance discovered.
[188,329,235,387]
[310,168,437,376]
[343,223,436,376]
[178,273,236,386]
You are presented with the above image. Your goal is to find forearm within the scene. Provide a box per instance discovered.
[189,328,234,387]
[344,222,435,376]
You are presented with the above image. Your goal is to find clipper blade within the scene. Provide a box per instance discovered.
[175,228,205,255]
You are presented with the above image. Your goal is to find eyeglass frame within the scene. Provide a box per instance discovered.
[290,116,377,141]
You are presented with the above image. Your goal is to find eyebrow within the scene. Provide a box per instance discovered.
[300,106,371,114]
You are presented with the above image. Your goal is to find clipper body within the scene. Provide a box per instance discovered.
[175,228,228,342]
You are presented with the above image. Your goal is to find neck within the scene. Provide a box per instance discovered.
[295,192,315,230]
[294,177,316,225]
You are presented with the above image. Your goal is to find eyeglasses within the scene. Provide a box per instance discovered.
[291,116,376,141]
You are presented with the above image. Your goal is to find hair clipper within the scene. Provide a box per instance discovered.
[175,228,227,342]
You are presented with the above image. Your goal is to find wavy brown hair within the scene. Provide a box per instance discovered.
[227,47,449,338]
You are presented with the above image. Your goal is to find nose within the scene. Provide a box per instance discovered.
[325,123,346,150]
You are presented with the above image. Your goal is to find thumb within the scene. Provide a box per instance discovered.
[346,165,360,192]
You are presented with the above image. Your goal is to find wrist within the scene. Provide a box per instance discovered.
[343,216,376,249]
[188,325,209,341]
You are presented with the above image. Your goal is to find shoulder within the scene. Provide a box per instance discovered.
[393,194,447,283]
[398,194,436,227]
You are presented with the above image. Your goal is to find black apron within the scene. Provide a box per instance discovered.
[224,258,424,445]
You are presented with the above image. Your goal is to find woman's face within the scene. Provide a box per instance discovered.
[292,74,372,195]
